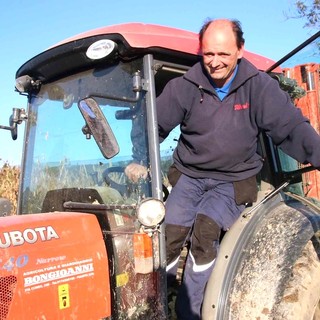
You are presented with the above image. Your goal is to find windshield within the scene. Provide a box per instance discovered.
[20,59,151,214]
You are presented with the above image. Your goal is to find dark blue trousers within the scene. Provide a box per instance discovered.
[165,174,245,319]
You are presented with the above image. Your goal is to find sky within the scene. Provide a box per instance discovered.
[0,0,316,165]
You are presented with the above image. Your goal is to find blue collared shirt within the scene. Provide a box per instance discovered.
[212,65,239,100]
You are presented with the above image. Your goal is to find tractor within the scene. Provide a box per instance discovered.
[0,23,319,319]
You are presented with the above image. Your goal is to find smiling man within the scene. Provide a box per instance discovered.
[125,18,320,319]
[201,19,244,88]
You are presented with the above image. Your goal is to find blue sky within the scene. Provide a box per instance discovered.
[0,0,315,165]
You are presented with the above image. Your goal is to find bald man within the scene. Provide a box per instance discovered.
[126,19,320,319]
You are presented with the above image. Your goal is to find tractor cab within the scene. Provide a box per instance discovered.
[11,23,286,218]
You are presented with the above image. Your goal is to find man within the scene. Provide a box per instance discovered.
[125,19,320,319]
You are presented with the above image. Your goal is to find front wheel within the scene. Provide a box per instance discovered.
[226,239,320,320]
[276,240,320,320]
[205,201,320,320]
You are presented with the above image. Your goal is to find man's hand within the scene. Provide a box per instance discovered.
[125,163,148,183]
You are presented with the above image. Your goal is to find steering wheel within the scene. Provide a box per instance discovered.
[102,166,169,201]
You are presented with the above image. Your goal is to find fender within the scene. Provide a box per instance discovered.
[202,189,320,319]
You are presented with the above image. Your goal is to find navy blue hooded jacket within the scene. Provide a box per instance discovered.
[156,58,320,181]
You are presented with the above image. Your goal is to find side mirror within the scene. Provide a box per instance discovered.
[78,98,120,159]
[0,108,27,140]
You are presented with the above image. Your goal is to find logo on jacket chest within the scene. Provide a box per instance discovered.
[234,102,250,111]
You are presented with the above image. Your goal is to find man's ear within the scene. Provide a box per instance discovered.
[237,45,244,59]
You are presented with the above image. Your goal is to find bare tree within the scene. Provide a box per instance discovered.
[290,0,320,29]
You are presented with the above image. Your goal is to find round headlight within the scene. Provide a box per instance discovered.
[137,198,165,227]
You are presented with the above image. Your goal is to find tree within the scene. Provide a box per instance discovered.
[292,0,320,29]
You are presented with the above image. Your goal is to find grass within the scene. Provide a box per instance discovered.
[0,160,20,215]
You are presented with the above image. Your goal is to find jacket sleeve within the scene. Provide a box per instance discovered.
[130,76,187,164]
[279,122,320,168]
[156,77,187,143]
[254,73,320,168]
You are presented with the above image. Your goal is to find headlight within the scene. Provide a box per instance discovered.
[15,75,41,93]
[137,198,165,227]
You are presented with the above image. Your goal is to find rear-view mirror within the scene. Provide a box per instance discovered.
[78,97,120,159]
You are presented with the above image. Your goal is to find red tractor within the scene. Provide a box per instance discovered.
[0,23,319,319]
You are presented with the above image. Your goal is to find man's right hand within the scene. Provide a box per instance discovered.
[125,163,148,183]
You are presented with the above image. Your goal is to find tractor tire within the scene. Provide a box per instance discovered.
[275,240,320,320]
[227,238,320,320]
[218,202,320,320]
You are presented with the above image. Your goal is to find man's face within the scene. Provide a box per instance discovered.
[201,23,244,88]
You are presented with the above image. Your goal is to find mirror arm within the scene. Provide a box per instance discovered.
[81,125,92,139]
[89,71,144,104]
[0,124,13,131]
[88,91,141,104]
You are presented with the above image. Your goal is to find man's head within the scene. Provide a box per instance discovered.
[199,19,245,87]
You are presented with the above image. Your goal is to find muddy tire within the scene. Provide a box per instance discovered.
[275,240,320,320]
[221,204,320,320]
[228,239,320,320]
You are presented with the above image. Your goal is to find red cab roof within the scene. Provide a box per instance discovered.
[55,23,280,72]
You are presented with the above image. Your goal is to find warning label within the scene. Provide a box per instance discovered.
[58,284,70,309]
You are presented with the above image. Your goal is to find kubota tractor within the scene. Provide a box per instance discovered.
[0,23,319,319]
